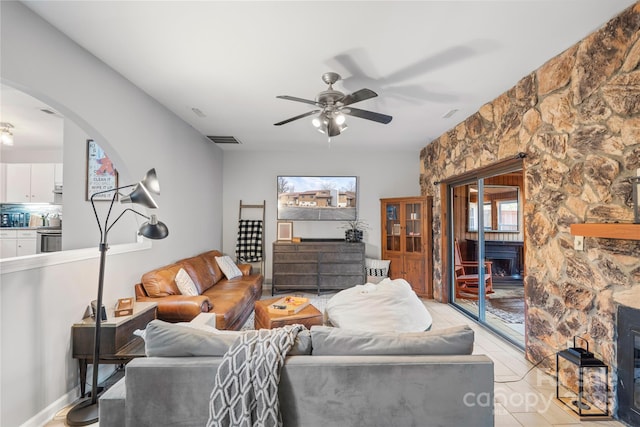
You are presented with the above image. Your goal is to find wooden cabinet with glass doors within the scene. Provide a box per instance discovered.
[380,196,433,298]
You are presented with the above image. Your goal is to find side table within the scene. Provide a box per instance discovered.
[72,301,157,396]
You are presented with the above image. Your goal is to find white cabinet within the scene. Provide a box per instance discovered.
[0,236,17,258]
[0,230,17,258]
[30,164,56,202]
[0,229,37,258]
[4,163,55,203]
[5,164,31,202]
[17,230,37,256]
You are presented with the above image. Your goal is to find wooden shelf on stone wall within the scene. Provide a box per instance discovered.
[570,223,640,240]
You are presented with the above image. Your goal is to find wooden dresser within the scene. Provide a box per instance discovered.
[272,240,365,295]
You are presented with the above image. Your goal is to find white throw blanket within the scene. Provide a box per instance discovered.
[325,278,433,332]
[206,324,304,427]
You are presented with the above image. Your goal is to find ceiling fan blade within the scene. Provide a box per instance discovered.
[276,95,320,107]
[274,110,320,126]
[342,107,392,124]
[340,88,378,106]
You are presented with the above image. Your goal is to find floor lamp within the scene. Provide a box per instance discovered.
[66,168,169,426]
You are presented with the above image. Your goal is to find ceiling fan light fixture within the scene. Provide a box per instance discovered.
[0,123,14,146]
[335,113,346,125]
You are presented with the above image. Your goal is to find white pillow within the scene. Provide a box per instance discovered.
[175,268,198,296]
[215,255,243,280]
[365,258,390,283]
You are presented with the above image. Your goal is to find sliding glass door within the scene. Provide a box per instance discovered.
[448,165,525,347]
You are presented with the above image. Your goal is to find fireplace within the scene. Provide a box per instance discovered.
[466,240,523,283]
[617,305,640,425]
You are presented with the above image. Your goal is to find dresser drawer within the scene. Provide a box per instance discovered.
[274,252,317,263]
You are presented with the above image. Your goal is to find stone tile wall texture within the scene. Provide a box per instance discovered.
[420,2,640,406]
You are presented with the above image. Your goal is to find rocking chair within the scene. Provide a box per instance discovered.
[454,239,494,299]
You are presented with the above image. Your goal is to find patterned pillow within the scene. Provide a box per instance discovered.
[364,258,390,277]
[215,255,243,280]
[175,268,198,296]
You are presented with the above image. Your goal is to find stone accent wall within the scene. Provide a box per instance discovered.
[420,1,640,400]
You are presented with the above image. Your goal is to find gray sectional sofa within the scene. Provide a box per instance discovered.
[99,321,495,427]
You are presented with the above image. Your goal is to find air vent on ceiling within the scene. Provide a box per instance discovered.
[40,108,57,115]
[207,136,242,144]
[442,109,459,119]
[191,107,206,118]
[442,108,458,119]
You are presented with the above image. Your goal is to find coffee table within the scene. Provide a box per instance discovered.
[254,297,323,329]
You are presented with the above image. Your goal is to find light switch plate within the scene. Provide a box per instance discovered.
[574,235,584,251]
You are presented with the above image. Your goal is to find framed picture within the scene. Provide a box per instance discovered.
[277,222,293,241]
[86,139,118,200]
[392,223,401,236]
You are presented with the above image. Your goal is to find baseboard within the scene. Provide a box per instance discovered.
[20,365,118,427]
[19,388,78,427]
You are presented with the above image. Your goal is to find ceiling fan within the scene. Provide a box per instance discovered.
[274,72,392,138]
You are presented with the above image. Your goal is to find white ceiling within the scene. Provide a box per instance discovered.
[0,84,64,152]
[9,0,638,153]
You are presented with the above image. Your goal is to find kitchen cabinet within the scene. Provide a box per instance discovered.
[17,230,37,256]
[0,229,37,258]
[0,230,17,258]
[4,163,55,203]
[381,196,433,298]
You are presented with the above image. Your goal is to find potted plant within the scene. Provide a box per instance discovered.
[341,218,369,243]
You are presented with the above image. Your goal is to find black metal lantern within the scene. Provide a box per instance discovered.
[556,337,610,420]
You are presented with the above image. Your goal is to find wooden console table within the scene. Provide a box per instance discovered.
[72,301,157,396]
[272,240,365,295]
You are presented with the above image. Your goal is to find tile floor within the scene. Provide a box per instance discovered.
[45,298,627,427]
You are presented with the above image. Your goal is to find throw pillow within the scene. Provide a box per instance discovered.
[215,255,243,280]
[310,324,474,356]
[175,268,199,296]
[144,320,312,357]
[364,258,390,284]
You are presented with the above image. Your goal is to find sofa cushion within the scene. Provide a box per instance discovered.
[310,325,474,356]
[144,319,311,356]
[175,268,199,296]
[201,250,226,282]
[215,255,243,280]
[203,277,262,329]
[179,254,217,294]
[140,263,182,297]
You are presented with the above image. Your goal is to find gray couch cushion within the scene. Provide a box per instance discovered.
[144,319,312,356]
[310,324,474,356]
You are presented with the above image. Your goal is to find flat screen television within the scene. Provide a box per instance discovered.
[277,175,358,221]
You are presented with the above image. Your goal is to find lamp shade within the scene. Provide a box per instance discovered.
[121,183,157,208]
[141,168,160,195]
[138,214,169,239]
[120,168,160,208]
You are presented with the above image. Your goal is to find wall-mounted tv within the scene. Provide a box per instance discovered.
[277,175,358,221]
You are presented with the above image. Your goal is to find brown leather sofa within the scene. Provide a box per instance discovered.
[134,250,263,329]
